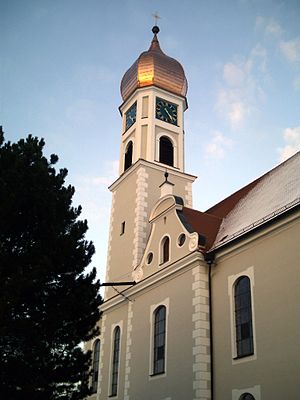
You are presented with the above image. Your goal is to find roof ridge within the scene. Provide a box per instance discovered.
[211,196,300,251]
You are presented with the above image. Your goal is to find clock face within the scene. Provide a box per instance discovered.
[125,102,137,131]
[156,97,178,125]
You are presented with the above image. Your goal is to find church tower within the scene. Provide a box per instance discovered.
[104,26,196,299]
[91,26,213,400]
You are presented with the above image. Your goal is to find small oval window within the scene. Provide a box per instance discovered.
[147,252,153,264]
[178,233,186,247]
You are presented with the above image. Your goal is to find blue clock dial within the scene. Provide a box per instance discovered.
[125,102,137,131]
[156,97,178,125]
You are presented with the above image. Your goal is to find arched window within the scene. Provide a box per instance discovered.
[91,339,100,393]
[161,236,170,264]
[153,306,166,375]
[159,136,174,167]
[111,326,120,396]
[124,141,133,171]
[239,393,255,400]
[234,276,254,358]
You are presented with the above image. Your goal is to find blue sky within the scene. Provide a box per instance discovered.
[2,0,300,282]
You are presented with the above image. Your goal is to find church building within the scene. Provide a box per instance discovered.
[86,26,300,400]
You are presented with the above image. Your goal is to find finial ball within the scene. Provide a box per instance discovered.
[152,26,160,34]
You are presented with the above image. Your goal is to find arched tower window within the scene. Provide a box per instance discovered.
[91,339,100,393]
[153,305,166,375]
[161,236,170,264]
[111,326,120,396]
[234,276,254,358]
[159,136,174,167]
[124,141,133,171]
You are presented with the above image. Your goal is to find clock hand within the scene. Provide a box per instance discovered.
[165,108,172,119]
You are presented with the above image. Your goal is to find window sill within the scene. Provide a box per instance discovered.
[233,352,254,360]
[150,371,165,377]
[232,352,256,365]
[149,371,166,380]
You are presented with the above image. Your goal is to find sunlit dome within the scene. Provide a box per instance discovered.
[120,26,188,102]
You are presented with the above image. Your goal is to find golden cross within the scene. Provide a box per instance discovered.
[152,11,161,26]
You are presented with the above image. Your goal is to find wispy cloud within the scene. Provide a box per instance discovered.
[278,126,300,162]
[256,17,300,79]
[279,37,300,64]
[223,62,245,86]
[255,16,283,37]
[205,131,234,159]
[216,44,267,128]
[77,160,119,187]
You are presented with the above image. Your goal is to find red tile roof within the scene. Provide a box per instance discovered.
[183,151,300,252]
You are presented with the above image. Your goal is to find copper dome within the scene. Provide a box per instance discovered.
[120,27,188,102]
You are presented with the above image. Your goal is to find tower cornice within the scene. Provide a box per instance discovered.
[109,159,197,192]
[119,85,188,116]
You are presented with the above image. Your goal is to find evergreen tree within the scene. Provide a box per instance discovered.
[0,129,102,399]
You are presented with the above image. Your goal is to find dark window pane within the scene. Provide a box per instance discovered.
[234,276,254,357]
[124,141,133,171]
[111,327,120,396]
[162,237,170,263]
[239,393,255,400]
[153,306,166,374]
[91,339,100,393]
[159,137,174,166]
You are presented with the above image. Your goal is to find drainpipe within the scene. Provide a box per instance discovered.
[205,252,215,400]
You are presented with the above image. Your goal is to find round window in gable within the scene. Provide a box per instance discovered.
[178,233,186,247]
[147,252,153,265]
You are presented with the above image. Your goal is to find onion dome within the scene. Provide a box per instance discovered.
[120,26,188,102]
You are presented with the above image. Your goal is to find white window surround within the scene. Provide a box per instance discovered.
[159,234,171,267]
[149,298,170,380]
[123,137,135,172]
[108,321,123,398]
[228,266,257,364]
[232,384,261,400]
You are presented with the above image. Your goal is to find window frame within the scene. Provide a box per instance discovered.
[149,299,169,379]
[234,276,254,358]
[124,140,133,171]
[110,325,121,397]
[153,305,166,375]
[160,235,170,266]
[232,385,261,400]
[228,267,257,364]
[91,339,100,394]
[159,135,174,167]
